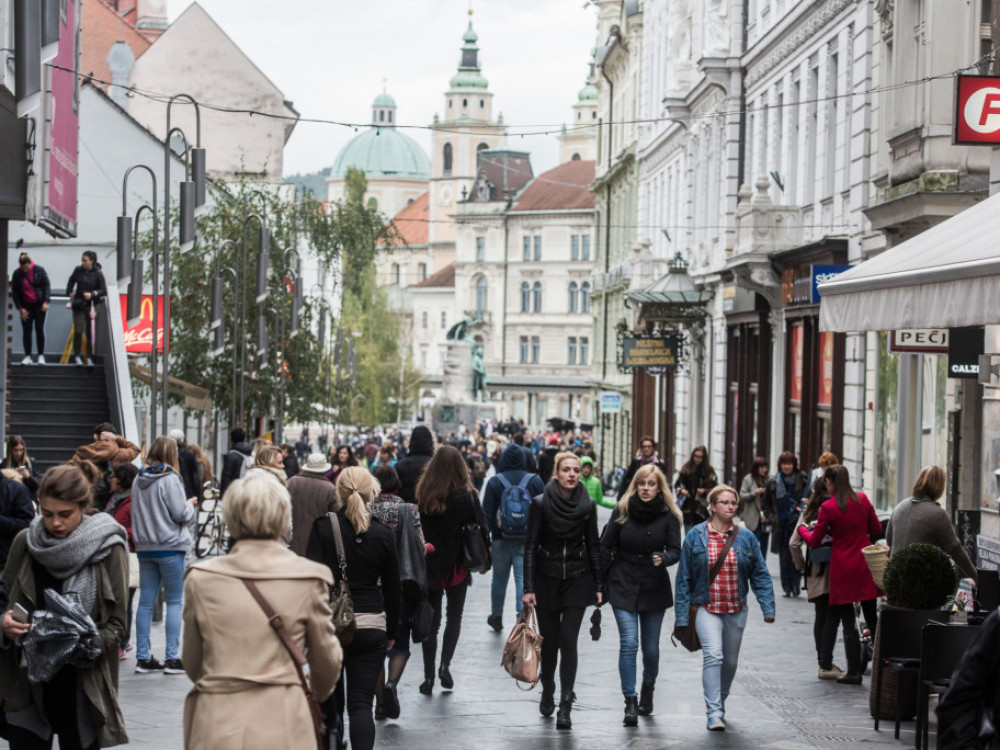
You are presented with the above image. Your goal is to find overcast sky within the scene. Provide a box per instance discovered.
[169,1,600,179]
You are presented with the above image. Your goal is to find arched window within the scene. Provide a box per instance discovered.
[580,282,591,313]
[475,276,488,319]
[480,99,485,109]
[443,143,453,174]
[568,282,579,313]
[379,110,385,122]
[532,282,542,313]
[462,98,468,108]
[478,142,490,155]
[388,111,393,123]
[571,152,581,161]
[367,196,378,211]
[520,282,530,312]
[392,263,400,285]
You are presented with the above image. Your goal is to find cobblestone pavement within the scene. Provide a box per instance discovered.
[2,514,934,749]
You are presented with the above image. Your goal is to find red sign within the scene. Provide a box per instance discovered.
[790,325,803,402]
[954,75,1000,145]
[818,332,834,407]
[119,294,169,353]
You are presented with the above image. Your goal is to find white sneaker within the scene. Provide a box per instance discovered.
[36,354,45,365]
[72,356,84,365]
[21,355,32,365]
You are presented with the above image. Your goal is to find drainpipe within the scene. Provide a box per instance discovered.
[501,194,511,376]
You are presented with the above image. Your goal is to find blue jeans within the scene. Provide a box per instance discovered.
[694,607,748,721]
[611,607,665,697]
[490,538,524,619]
[136,552,186,660]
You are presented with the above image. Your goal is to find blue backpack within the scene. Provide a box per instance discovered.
[496,473,533,538]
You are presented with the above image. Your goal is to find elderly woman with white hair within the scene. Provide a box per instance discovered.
[307,467,401,750]
[181,474,343,749]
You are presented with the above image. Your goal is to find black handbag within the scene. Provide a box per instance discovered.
[461,492,491,574]
[397,505,428,594]
[409,598,434,644]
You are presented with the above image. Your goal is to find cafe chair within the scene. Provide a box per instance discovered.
[915,622,981,750]
[874,608,951,738]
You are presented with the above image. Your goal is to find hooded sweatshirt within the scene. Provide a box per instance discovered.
[482,443,546,540]
[132,468,196,553]
[396,425,436,503]
[580,456,604,505]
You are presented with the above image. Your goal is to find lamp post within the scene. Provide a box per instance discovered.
[160,93,206,436]
[209,238,239,427]
[117,165,159,443]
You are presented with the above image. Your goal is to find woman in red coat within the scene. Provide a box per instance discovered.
[797,465,881,684]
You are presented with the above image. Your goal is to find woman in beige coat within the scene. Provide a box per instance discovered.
[182,474,343,749]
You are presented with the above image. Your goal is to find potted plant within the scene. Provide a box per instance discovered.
[870,543,958,720]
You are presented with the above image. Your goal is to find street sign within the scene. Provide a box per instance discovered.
[600,391,622,414]
[889,329,949,354]
[954,75,1000,145]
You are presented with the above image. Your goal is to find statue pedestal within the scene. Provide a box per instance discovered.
[434,341,495,434]
[432,399,496,436]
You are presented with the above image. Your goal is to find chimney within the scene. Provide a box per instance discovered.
[135,0,168,41]
[106,41,135,109]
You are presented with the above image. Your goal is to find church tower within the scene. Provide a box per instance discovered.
[558,49,599,163]
[428,13,507,248]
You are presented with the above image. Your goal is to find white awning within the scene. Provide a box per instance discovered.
[818,190,1000,332]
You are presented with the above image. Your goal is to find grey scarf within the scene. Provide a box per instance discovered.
[25,513,126,616]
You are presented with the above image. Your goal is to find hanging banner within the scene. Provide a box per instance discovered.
[119,294,169,353]
[818,332,834,406]
[620,334,679,371]
[790,325,804,401]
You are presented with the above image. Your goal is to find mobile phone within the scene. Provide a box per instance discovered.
[11,603,29,624]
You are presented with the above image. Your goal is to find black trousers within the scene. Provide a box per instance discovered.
[535,606,586,697]
[331,627,386,750]
[5,668,98,750]
[422,584,468,678]
[20,302,46,357]
[812,593,830,664]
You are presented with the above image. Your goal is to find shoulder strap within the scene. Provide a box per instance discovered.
[708,528,738,585]
[516,473,532,490]
[496,474,512,489]
[240,579,316,697]
[328,512,350,586]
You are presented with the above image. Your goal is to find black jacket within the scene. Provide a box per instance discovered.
[11,263,51,309]
[420,489,487,586]
[523,486,604,594]
[306,510,401,630]
[283,454,300,479]
[537,446,558,484]
[622,457,667,497]
[936,608,1000,749]
[178,448,202,503]
[600,502,682,612]
[674,468,717,527]
[219,442,252,497]
[396,426,435,504]
[482,443,546,541]
[66,264,108,311]
[0,477,34,568]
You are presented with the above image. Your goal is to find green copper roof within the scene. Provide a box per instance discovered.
[463,21,478,44]
[449,69,489,91]
[331,126,430,180]
[373,91,396,107]
[577,82,598,103]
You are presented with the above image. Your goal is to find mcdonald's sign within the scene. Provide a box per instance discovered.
[119,294,169,353]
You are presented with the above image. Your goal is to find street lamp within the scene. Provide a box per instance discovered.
[209,239,240,427]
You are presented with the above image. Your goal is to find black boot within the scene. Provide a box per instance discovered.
[438,663,454,689]
[836,631,863,684]
[623,696,639,727]
[638,683,654,716]
[556,692,573,730]
[539,689,555,717]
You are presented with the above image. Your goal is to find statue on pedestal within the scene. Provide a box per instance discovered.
[442,315,489,403]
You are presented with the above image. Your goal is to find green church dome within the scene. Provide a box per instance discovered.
[331,127,431,180]
[373,91,396,108]
[578,82,598,103]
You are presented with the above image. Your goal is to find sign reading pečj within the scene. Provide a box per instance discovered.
[620,334,679,371]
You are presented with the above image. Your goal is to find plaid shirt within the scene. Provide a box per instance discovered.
[706,526,743,614]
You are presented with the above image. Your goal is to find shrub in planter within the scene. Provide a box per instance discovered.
[883,542,958,610]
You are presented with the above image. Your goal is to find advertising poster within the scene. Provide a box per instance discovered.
[120,294,168,353]
[790,325,803,401]
[818,332,834,406]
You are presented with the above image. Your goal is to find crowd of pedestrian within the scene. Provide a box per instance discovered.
[0,414,989,749]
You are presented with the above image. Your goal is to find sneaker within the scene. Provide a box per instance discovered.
[135,657,164,673]
[487,614,503,633]
[707,716,726,732]
[164,659,185,674]
[72,356,84,365]
[36,354,44,365]
[21,355,32,365]
[818,665,845,680]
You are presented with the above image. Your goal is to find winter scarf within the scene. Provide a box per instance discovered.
[639,451,661,467]
[542,480,592,537]
[776,471,802,525]
[627,492,666,524]
[25,513,126,615]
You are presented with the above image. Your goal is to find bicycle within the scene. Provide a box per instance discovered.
[194,485,227,558]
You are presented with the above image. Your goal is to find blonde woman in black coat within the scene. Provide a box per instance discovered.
[601,464,682,726]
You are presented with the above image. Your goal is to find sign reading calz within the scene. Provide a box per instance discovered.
[621,335,679,371]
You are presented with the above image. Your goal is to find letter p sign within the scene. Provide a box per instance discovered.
[955,76,1000,144]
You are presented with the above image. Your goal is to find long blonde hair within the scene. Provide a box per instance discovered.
[617,464,682,524]
[336,466,378,534]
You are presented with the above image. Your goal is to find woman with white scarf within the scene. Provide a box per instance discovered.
[0,462,129,748]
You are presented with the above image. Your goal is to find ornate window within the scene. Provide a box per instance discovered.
[520,282,531,312]
[568,282,579,313]
[443,143,453,174]
[580,282,591,313]
[475,276,488,319]
[532,282,542,313]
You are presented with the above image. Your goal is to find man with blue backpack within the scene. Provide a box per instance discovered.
[481,442,545,633]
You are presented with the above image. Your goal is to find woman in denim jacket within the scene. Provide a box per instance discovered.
[674,485,776,732]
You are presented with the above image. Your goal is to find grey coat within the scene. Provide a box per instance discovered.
[738,473,766,532]
[286,472,341,556]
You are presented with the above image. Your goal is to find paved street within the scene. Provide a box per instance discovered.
[2,521,932,749]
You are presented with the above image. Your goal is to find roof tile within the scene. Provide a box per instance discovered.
[389,191,430,246]
[511,160,595,212]
[81,0,151,92]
